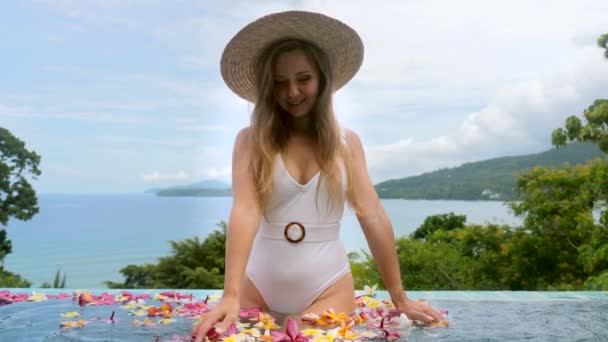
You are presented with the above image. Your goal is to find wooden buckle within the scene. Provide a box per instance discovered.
[284,222,305,243]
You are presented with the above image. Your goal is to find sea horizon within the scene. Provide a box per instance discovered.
[4,194,521,288]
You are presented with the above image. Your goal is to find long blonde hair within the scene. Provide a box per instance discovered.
[250,38,353,213]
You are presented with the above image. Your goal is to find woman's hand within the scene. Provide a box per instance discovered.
[396,297,448,326]
[191,295,240,342]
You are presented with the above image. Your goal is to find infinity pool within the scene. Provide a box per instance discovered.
[1,289,606,341]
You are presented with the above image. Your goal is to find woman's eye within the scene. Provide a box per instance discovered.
[298,77,310,82]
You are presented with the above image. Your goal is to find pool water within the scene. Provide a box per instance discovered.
[0,289,607,341]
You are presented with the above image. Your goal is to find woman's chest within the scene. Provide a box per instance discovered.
[280,142,320,186]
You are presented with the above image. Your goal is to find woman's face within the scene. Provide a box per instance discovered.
[272,49,320,118]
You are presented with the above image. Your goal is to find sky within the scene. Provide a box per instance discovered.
[1,0,607,194]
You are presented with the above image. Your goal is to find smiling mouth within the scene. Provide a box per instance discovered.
[288,99,305,106]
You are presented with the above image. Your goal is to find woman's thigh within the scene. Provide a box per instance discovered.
[301,272,356,316]
[239,276,270,312]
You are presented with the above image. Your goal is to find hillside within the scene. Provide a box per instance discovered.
[375,143,606,200]
[147,179,232,197]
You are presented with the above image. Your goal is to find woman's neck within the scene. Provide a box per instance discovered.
[288,115,313,135]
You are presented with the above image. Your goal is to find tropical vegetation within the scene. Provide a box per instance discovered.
[0,127,40,287]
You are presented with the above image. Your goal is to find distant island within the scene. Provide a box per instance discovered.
[146,179,232,197]
[148,143,605,200]
[375,142,605,201]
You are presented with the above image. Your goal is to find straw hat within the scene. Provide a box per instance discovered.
[220,10,364,103]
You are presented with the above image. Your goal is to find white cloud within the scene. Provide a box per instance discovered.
[12,0,608,193]
[142,170,190,182]
[366,46,608,182]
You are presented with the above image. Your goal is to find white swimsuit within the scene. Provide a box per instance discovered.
[245,153,351,314]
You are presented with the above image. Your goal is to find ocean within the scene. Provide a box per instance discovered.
[3,194,521,288]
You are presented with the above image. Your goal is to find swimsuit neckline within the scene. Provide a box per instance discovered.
[278,153,320,188]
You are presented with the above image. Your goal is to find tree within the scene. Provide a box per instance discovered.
[106,221,227,289]
[0,127,41,227]
[0,266,31,287]
[508,161,608,289]
[598,33,608,59]
[552,35,608,152]
[552,99,608,152]
[0,127,40,287]
[544,38,608,289]
[410,212,466,240]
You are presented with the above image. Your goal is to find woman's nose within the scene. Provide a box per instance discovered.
[288,82,300,97]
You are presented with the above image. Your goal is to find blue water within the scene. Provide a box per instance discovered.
[4,194,520,288]
[0,289,606,341]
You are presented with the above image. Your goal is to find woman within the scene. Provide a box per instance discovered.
[193,10,446,341]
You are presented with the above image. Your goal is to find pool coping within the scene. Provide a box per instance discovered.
[2,289,608,301]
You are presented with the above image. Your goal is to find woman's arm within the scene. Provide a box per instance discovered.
[193,127,261,341]
[222,127,261,299]
[345,129,445,324]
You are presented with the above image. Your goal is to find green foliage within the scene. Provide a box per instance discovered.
[352,219,513,290]
[508,159,608,289]
[395,236,475,290]
[348,251,382,290]
[0,127,41,227]
[0,127,39,287]
[584,272,608,290]
[105,264,156,289]
[0,266,31,287]
[106,222,227,289]
[41,269,67,288]
[410,212,466,240]
[351,204,605,291]
[0,229,12,261]
[552,99,608,152]
[375,143,603,200]
[598,33,608,59]
[428,224,507,289]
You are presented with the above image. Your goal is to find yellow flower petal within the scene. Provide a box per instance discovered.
[29,292,47,302]
[60,312,80,318]
[60,320,87,329]
[130,309,149,316]
[253,321,279,330]
[237,321,252,329]
[301,328,324,336]
[313,335,336,342]
[121,304,137,310]
[241,328,261,337]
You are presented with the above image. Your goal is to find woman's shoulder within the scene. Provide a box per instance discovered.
[341,127,363,149]
[234,126,254,144]
[233,126,255,155]
[236,126,253,138]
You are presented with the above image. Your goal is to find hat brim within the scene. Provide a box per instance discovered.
[220,11,364,103]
